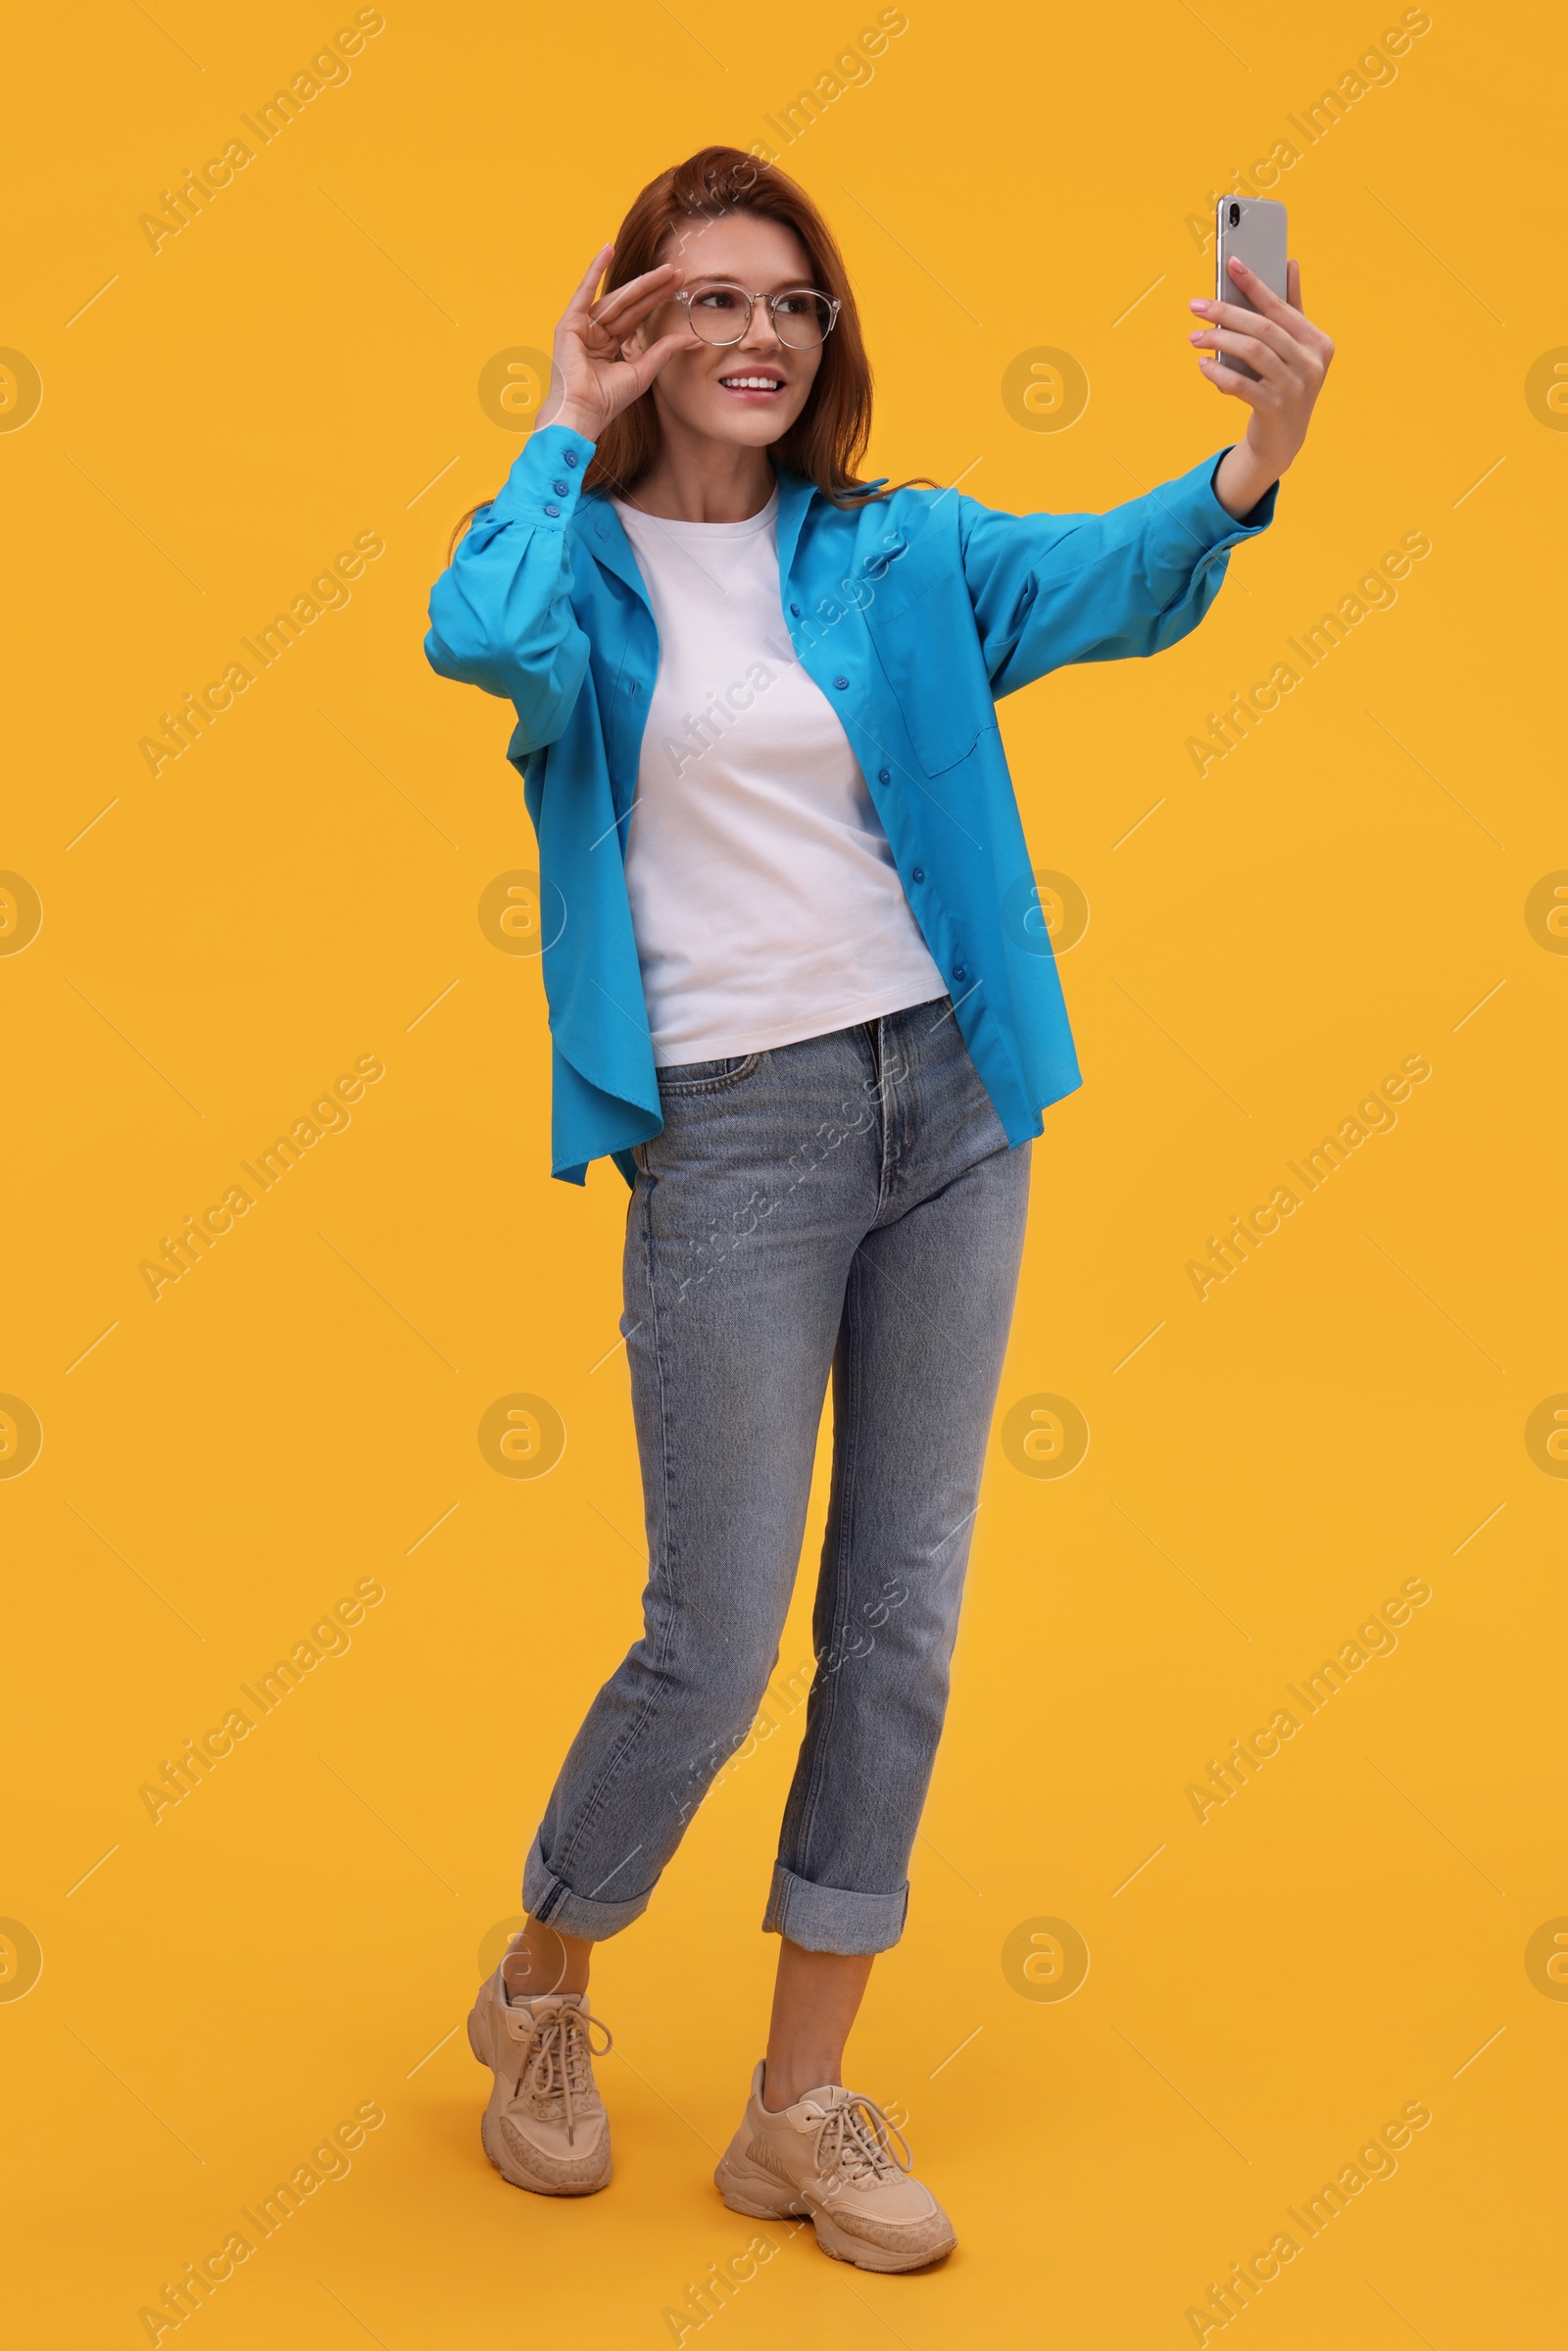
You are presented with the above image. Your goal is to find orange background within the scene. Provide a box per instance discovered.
[4,1,1564,2343]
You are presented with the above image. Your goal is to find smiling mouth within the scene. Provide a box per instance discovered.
[718,373,786,393]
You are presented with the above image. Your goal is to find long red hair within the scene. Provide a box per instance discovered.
[453,146,913,554]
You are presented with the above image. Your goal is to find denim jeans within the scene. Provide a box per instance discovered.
[522,997,1031,1956]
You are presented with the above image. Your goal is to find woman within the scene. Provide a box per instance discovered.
[426,146,1331,2269]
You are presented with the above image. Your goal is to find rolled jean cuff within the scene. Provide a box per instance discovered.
[762,1863,908,1955]
[522,1834,652,1941]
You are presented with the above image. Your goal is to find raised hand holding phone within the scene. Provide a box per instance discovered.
[1192,208,1335,521]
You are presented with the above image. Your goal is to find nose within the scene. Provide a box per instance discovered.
[737,297,783,356]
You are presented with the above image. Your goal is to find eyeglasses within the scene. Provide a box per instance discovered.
[671,282,842,350]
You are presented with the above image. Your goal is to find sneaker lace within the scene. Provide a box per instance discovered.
[810,2094,912,2192]
[515,2004,613,2144]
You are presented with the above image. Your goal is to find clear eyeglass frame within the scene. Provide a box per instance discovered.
[671,283,842,350]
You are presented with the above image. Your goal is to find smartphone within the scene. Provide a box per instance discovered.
[1214,197,1288,379]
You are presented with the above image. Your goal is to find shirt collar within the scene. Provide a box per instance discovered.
[580,464,834,607]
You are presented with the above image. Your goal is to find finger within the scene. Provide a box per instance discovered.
[1190,295,1302,367]
[1223,256,1333,358]
[1190,325,1289,382]
[618,327,703,394]
[1222,254,1298,324]
[1287,257,1301,312]
[594,281,686,349]
[591,263,684,326]
[1196,354,1265,407]
[564,243,614,319]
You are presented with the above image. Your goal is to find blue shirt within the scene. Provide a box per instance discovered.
[425,423,1276,1185]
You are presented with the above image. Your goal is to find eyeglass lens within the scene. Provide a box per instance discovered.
[685,287,834,348]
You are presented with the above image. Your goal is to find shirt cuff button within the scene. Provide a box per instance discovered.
[564,451,579,466]
[543,502,561,516]
[832,674,850,690]
[553,479,569,494]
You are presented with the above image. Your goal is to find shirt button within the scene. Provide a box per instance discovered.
[553,479,569,495]
[877,767,891,784]
[833,675,850,690]
[953,963,967,980]
[564,450,579,466]
[911,866,925,883]
[790,602,801,615]
[543,502,561,517]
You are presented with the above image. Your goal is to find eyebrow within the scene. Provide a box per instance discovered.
[681,273,816,292]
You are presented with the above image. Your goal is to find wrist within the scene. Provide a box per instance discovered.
[535,402,598,443]
[1214,443,1279,523]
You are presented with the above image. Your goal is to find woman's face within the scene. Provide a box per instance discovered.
[624,213,826,450]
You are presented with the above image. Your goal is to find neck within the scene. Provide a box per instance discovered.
[622,410,778,523]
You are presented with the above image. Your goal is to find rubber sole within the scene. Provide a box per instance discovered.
[713,2149,955,2274]
[478,2103,612,2197]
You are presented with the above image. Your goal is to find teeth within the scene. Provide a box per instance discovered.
[720,376,782,389]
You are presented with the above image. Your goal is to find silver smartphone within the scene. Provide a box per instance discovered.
[1214,196,1288,378]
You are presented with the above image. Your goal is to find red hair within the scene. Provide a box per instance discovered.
[453,146,918,553]
[582,145,882,505]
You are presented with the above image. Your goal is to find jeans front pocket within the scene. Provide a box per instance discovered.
[657,1052,764,1097]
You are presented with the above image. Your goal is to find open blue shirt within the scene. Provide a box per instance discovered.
[425,423,1275,1185]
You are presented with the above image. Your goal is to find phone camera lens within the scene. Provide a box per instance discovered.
[1228,202,1241,226]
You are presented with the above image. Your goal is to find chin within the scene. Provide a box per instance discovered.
[695,398,806,448]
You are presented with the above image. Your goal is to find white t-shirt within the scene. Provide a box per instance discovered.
[612,486,945,1066]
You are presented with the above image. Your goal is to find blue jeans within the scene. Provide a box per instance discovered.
[522,998,1031,1956]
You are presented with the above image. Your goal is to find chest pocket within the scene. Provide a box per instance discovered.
[861,508,990,776]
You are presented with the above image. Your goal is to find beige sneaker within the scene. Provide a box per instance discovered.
[466,1964,612,2196]
[714,2063,956,2272]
